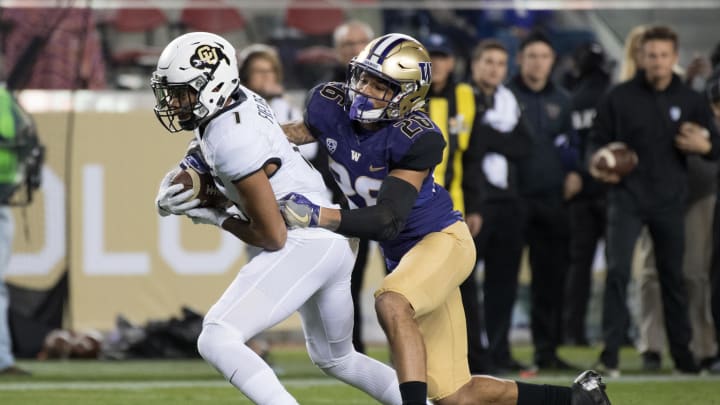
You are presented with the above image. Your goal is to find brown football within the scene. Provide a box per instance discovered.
[594,142,638,177]
[38,329,74,360]
[171,167,231,208]
[70,331,103,359]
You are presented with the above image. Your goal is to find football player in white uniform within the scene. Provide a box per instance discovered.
[151,32,401,405]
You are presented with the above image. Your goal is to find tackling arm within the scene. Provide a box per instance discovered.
[281,129,442,240]
[281,121,316,145]
[317,169,424,241]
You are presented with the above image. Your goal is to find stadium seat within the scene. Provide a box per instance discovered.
[98,8,169,88]
[179,1,247,33]
[284,0,345,37]
[178,0,249,48]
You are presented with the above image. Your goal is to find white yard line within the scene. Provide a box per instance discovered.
[0,374,718,391]
[0,378,338,391]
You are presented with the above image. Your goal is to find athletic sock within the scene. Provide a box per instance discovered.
[516,382,572,405]
[399,381,427,405]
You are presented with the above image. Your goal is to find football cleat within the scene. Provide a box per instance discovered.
[571,370,611,405]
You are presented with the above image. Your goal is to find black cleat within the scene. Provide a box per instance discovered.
[641,351,661,372]
[571,370,611,405]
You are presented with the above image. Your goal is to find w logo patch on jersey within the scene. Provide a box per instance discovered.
[326,138,338,154]
[418,62,432,84]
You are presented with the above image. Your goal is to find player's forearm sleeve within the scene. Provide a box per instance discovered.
[336,176,418,241]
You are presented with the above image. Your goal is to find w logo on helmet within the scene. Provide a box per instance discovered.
[418,62,432,84]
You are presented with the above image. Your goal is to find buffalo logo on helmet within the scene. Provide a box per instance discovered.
[191,45,230,73]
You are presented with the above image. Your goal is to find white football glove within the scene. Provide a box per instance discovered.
[156,168,201,216]
[185,207,231,227]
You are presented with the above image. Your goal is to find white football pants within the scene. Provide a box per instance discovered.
[197,234,401,405]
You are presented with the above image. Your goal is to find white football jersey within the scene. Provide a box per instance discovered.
[195,86,341,239]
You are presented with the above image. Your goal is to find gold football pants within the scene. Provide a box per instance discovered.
[376,220,476,400]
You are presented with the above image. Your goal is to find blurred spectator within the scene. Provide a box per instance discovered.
[239,44,303,124]
[624,25,658,361]
[636,43,718,373]
[508,31,579,371]
[685,55,713,92]
[618,25,647,82]
[238,41,319,182]
[590,25,719,376]
[709,71,720,374]
[618,24,654,356]
[327,20,374,83]
[421,32,491,373]
[637,148,718,371]
[1,7,106,89]
[562,42,612,347]
[685,40,720,97]
[462,39,531,373]
[0,79,40,376]
[423,33,471,209]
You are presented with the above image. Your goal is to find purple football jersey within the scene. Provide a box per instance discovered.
[305,82,463,269]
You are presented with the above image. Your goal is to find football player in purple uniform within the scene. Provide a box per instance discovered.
[280,33,612,405]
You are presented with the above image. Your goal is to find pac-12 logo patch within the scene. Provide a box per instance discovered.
[418,62,432,84]
[326,138,338,154]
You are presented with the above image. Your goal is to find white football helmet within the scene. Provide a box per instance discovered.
[151,32,240,132]
[345,33,432,123]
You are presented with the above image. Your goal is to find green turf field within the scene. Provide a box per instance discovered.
[1,345,718,404]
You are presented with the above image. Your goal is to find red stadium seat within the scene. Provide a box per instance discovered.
[179,1,246,34]
[103,8,168,64]
[98,8,169,88]
[111,8,167,33]
[285,0,345,36]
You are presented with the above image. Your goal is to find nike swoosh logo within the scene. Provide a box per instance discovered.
[369,165,385,172]
[286,207,309,224]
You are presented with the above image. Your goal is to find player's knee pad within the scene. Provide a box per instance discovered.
[197,322,245,365]
[311,350,357,378]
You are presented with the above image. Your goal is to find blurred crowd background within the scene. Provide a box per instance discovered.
[2,0,720,377]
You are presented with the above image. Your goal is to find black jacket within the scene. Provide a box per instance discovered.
[508,75,576,196]
[463,87,531,215]
[589,71,720,210]
[570,70,612,199]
